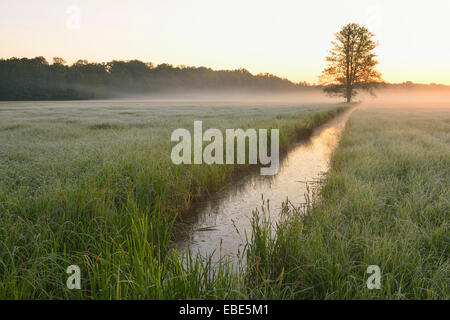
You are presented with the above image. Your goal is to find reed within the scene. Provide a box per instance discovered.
[0,101,346,299]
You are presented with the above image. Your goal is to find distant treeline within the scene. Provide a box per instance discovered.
[0,57,314,100]
[384,81,450,91]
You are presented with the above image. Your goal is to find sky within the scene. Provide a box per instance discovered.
[1,0,450,85]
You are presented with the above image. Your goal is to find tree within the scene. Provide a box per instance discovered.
[0,56,310,100]
[52,57,67,65]
[320,23,382,102]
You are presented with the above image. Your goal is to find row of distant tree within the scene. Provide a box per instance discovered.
[385,81,450,90]
[0,57,315,100]
[1,56,448,101]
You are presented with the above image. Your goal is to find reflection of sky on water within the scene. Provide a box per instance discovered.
[175,110,353,264]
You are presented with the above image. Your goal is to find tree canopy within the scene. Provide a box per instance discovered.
[0,57,312,100]
[320,23,382,102]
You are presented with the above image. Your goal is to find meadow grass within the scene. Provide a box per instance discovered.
[0,100,346,299]
[246,106,449,299]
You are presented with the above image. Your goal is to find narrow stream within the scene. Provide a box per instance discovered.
[174,109,354,264]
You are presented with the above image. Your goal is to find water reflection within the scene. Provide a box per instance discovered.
[174,109,353,263]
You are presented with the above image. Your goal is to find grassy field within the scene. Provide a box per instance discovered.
[0,100,346,299]
[246,105,449,299]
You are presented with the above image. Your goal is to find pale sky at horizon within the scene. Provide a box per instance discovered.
[1,0,450,85]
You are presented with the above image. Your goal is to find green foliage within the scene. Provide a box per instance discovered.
[0,102,343,299]
[2,101,445,299]
[245,107,449,299]
[321,23,382,102]
[0,57,311,101]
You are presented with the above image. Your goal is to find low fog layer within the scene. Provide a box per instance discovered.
[358,88,450,110]
[110,87,450,110]
[113,89,341,105]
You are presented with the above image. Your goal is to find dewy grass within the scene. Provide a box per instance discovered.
[0,101,346,299]
[245,106,449,300]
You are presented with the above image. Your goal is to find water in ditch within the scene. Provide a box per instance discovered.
[174,109,354,264]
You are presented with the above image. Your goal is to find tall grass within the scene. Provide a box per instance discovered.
[245,106,449,299]
[0,101,346,299]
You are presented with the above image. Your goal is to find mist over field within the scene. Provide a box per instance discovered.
[95,87,450,112]
[1,0,449,304]
[110,89,340,105]
[359,88,450,109]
